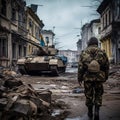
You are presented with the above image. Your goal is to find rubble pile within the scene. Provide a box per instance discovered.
[109,69,120,80]
[0,69,52,120]
[105,65,120,90]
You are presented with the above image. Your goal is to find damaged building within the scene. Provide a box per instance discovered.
[97,0,120,64]
[0,0,44,68]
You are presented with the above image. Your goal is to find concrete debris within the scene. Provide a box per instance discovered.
[0,68,52,120]
[3,70,17,77]
[105,65,120,90]
[109,65,120,80]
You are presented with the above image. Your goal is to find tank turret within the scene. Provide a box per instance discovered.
[17,46,67,76]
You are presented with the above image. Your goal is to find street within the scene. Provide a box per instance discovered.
[0,0,120,120]
[20,67,120,120]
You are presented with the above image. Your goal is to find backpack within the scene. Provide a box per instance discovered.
[82,48,100,73]
[88,59,100,73]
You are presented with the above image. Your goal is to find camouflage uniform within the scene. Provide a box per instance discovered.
[78,45,109,107]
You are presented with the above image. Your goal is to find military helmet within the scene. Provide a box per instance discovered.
[88,37,98,46]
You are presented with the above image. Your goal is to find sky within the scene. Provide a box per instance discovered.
[26,0,101,50]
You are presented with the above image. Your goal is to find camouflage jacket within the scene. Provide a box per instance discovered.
[78,45,109,82]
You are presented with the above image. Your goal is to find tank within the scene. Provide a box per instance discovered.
[17,46,67,76]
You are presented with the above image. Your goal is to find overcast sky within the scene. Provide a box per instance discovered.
[26,0,101,50]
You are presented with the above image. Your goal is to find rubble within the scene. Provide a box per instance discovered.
[109,65,120,81]
[109,65,120,79]
[104,65,120,91]
[0,68,52,120]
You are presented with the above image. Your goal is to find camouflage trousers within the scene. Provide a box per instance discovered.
[84,81,104,107]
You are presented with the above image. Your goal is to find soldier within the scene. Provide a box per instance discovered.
[78,37,109,120]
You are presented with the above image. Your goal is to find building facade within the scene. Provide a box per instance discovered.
[0,0,27,67]
[80,19,100,51]
[26,7,44,55]
[77,39,82,54]
[88,19,101,47]
[81,23,90,50]
[0,0,44,68]
[76,39,82,60]
[58,50,78,66]
[41,30,55,47]
[97,0,120,63]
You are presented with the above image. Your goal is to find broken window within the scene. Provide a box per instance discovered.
[11,8,16,21]
[18,12,22,26]
[18,11,26,28]
[105,14,107,27]
[35,26,40,39]
[1,0,6,16]
[29,18,34,35]
[46,37,49,44]
[19,45,22,58]
[98,27,101,34]
[12,43,16,59]
[0,38,8,57]
[108,10,111,25]
[23,47,26,57]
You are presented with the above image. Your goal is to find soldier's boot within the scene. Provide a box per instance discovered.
[94,106,99,120]
[88,106,93,118]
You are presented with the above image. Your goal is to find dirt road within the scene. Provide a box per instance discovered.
[21,67,120,120]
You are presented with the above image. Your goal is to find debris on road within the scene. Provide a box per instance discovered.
[1,65,119,120]
[0,69,52,120]
[109,65,120,80]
